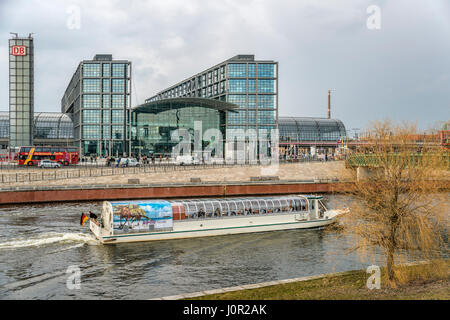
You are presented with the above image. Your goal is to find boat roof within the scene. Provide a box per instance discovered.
[105,195,323,205]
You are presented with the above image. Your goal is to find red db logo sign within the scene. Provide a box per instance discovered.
[12,46,27,56]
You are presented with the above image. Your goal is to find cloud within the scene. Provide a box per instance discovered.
[0,0,448,131]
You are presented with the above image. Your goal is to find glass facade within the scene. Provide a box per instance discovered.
[9,36,34,147]
[0,112,10,144]
[132,98,234,157]
[144,55,278,158]
[61,55,131,156]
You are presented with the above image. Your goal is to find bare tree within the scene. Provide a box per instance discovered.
[341,120,449,284]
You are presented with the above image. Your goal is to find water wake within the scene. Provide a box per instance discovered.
[0,232,98,249]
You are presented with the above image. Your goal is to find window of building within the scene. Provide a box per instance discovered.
[112,110,124,124]
[228,79,246,93]
[83,110,101,124]
[257,110,275,124]
[248,79,256,93]
[102,79,110,92]
[102,95,110,108]
[226,126,247,140]
[228,110,246,124]
[102,110,110,123]
[83,79,101,93]
[103,125,110,139]
[248,64,256,77]
[83,94,101,108]
[228,64,247,77]
[83,125,100,139]
[111,79,125,93]
[228,95,246,108]
[102,64,110,77]
[111,95,125,108]
[257,80,274,93]
[248,95,256,108]
[112,125,123,139]
[112,64,125,77]
[248,110,256,124]
[257,64,274,78]
[83,64,101,77]
[257,95,275,108]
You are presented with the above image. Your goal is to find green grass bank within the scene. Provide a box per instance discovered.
[190,261,449,300]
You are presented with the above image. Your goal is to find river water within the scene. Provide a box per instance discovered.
[0,195,403,299]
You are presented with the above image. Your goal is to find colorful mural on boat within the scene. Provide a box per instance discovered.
[110,201,173,232]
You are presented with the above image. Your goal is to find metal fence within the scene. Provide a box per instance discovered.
[0,157,339,171]
[0,162,253,184]
[0,158,344,185]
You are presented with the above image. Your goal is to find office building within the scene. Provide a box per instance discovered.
[61,54,131,156]
[146,55,278,157]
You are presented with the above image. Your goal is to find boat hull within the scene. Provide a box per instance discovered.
[91,213,335,244]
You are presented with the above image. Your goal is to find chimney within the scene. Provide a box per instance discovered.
[328,90,331,119]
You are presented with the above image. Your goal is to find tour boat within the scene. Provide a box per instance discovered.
[89,195,346,244]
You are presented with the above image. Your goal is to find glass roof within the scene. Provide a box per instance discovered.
[133,97,239,114]
[278,116,346,141]
[0,111,73,140]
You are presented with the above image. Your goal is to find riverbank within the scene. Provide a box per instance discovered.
[0,161,353,188]
[0,180,350,204]
[188,261,450,300]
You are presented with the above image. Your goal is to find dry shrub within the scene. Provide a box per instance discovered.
[338,120,449,286]
[389,260,449,286]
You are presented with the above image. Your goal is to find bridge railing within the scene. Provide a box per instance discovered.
[346,152,450,169]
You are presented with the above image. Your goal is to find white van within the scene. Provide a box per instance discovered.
[175,155,194,165]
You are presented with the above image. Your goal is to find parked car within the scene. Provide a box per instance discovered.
[38,160,61,168]
[120,158,140,167]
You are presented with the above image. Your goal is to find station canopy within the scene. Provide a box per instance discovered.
[132,97,239,114]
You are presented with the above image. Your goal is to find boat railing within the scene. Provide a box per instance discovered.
[172,195,311,222]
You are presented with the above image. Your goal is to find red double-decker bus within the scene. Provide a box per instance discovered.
[17,146,79,166]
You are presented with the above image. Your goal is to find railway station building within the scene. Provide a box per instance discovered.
[61,54,132,157]
[131,98,238,159]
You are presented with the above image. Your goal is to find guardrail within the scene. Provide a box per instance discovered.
[0,163,253,185]
[346,153,450,168]
[0,159,344,185]
[0,157,339,171]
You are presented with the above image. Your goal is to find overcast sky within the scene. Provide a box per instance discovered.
[0,0,449,133]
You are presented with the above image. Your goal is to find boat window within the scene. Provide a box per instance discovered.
[204,201,214,214]
[171,196,310,220]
